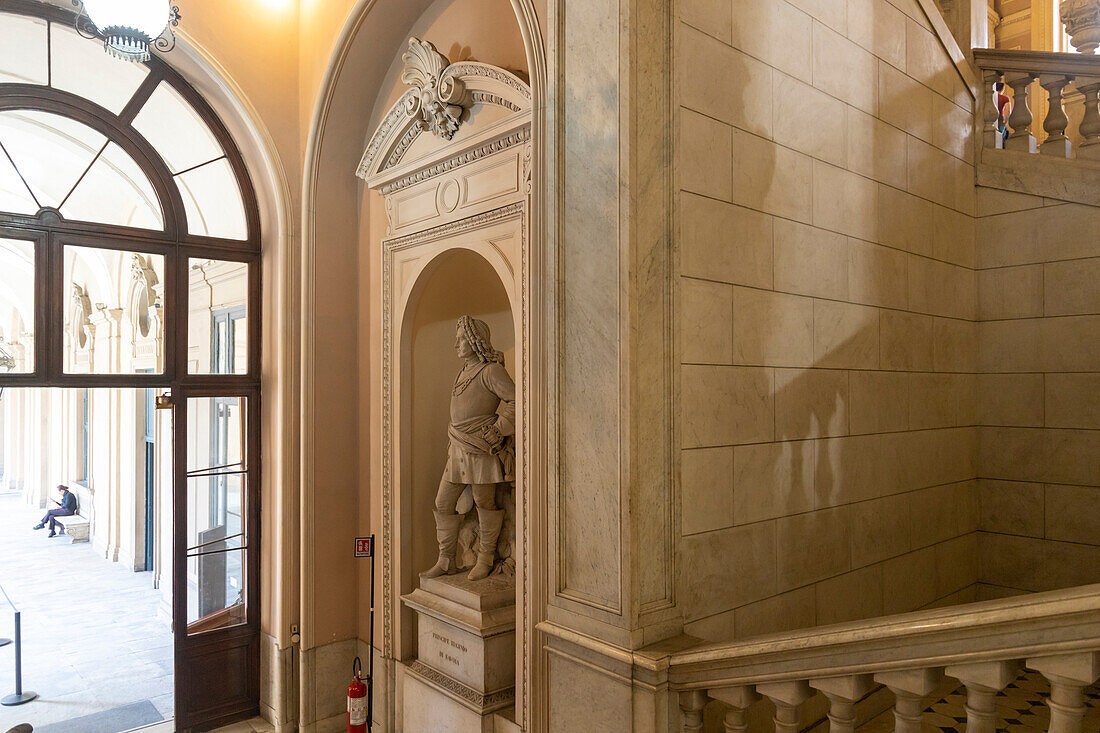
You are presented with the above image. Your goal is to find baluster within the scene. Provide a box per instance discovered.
[710,685,759,733]
[1040,74,1074,157]
[875,668,943,733]
[756,680,812,733]
[678,690,707,733]
[1028,652,1100,733]
[944,660,1020,733]
[1005,72,1038,153]
[810,674,874,733]
[982,69,1003,150]
[1077,77,1100,161]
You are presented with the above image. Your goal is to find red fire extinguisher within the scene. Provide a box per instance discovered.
[348,656,367,733]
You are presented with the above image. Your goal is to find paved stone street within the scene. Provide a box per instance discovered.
[0,492,173,732]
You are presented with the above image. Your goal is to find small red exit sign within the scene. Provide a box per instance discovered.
[354,536,374,557]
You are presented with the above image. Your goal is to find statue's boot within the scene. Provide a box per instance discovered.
[422,511,463,578]
[467,508,504,581]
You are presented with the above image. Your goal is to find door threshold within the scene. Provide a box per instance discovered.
[126,720,174,733]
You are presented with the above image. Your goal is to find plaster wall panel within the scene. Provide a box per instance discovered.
[815,564,884,624]
[1044,257,1100,316]
[849,493,910,567]
[878,61,935,142]
[882,546,937,614]
[846,0,907,69]
[680,110,732,201]
[773,367,850,440]
[681,448,734,536]
[880,310,935,371]
[978,265,1044,320]
[978,373,1044,427]
[813,300,881,370]
[812,160,879,241]
[849,370,909,433]
[680,194,773,289]
[772,72,846,168]
[734,586,816,638]
[729,0,813,83]
[1045,373,1100,429]
[773,221,849,301]
[845,106,908,191]
[812,23,878,114]
[679,0,731,44]
[776,506,852,591]
[978,479,1045,538]
[682,521,777,620]
[932,317,977,372]
[679,24,772,138]
[933,205,976,267]
[1045,484,1100,545]
[681,279,734,365]
[732,287,815,367]
[731,129,813,223]
[847,239,909,310]
[732,440,816,525]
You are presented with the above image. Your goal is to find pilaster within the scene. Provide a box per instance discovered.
[543,0,677,729]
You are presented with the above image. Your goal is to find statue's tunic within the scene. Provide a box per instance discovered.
[444,361,516,484]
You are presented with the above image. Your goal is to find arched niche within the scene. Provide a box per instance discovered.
[397,246,516,659]
[356,27,535,729]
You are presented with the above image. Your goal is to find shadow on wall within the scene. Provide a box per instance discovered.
[679,0,990,645]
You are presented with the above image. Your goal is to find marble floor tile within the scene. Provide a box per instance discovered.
[0,493,173,733]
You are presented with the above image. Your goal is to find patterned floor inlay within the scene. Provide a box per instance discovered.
[860,668,1100,732]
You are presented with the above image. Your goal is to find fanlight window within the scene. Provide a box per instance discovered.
[0,10,249,240]
[0,2,259,385]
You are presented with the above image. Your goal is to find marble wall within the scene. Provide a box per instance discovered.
[974,187,1100,598]
[676,0,981,641]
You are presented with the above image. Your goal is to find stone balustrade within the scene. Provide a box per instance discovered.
[663,584,1100,733]
[973,48,1100,161]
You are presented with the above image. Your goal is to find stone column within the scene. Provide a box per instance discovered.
[1061,0,1100,53]
[541,0,678,730]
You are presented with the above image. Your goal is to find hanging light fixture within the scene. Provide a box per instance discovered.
[72,0,181,63]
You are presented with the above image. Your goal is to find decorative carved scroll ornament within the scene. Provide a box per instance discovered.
[402,37,473,141]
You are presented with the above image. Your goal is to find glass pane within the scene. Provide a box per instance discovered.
[64,246,165,374]
[132,82,224,174]
[176,158,247,240]
[0,110,106,208]
[50,24,149,115]
[0,144,38,215]
[189,259,248,374]
[0,238,35,373]
[61,143,164,230]
[0,13,48,85]
[186,396,247,634]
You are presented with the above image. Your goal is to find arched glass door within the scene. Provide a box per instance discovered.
[0,2,262,730]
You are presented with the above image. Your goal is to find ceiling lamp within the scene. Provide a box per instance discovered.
[72,0,181,63]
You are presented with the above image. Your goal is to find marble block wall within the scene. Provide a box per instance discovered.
[974,187,1100,599]
[676,0,981,641]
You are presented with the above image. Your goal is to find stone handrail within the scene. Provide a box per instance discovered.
[973,48,1100,160]
[662,583,1100,732]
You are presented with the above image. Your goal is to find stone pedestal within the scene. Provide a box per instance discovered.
[401,574,516,732]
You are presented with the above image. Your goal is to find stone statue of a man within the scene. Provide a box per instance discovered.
[422,316,516,581]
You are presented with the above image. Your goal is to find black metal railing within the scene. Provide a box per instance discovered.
[0,582,36,707]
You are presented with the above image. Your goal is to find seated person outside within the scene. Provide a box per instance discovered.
[32,485,77,537]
